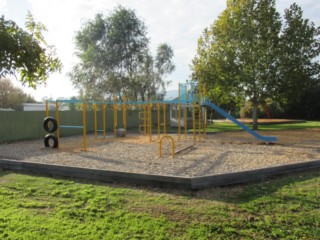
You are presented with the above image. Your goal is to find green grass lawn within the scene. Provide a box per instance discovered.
[0,170,319,239]
[206,121,320,133]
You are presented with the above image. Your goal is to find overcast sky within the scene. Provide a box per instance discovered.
[1,0,320,101]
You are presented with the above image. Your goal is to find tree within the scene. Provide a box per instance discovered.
[277,3,320,107]
[69,6,175,101]
[193,0,320,128]
[0,12,62,88]
[0,78,36,110]
[139,43,175,101]
[192,0,281,130]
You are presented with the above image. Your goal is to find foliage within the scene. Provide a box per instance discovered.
[70,6,175,101]
[277,3,320,103]
[240,98,284,119]
[207,85,245,115]
[0,169,319,239]
[284,84,320,120]
[0,78,36,110]
[192,0,320,128]
[0,12,62,88]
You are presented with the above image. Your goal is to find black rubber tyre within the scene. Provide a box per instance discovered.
[44,134,59,148]
[43,117,58,133]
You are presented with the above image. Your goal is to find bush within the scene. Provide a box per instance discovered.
[240,99,284,119]
[285,85,320,120]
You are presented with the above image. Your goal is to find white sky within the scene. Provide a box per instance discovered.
[1,0,320,101]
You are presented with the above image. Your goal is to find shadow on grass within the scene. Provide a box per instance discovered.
[190,169,320,204]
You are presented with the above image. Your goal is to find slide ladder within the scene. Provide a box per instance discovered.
[201,101,277,142]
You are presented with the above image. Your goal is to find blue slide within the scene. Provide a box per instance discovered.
[202,101,277,142]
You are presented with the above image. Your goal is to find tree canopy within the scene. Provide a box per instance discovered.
[69,6,175,101]
[0,78,36,110]
[0,12,62,88]
[192,0,320,127]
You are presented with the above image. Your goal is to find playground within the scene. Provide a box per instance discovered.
[0,83,319,187]
[0,84,320,188]
[1,128,319,178]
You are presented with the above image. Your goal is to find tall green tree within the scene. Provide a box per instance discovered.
[0,12,62,88]
[193,0,281,129]
[277,3,320,107]
[70,6,175,101]
[141,43,175,101]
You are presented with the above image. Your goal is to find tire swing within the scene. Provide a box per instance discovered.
[43,117,58,133]
[44,134,59,148]
[43,117,59,148]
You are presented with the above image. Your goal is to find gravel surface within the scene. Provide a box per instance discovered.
[0,129,319,177]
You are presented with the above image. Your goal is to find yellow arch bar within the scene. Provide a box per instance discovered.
[159,135,175,158]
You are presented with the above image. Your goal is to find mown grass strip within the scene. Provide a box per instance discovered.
[206,121,320,133]
[0,169,319,239]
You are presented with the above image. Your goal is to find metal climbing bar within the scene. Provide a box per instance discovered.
[159,135,175,158]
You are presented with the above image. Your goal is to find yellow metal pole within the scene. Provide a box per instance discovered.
[149,104,152,142]
[55,100,60,146]
[184,107,187,139]
[45,100,49,117]
[94,104,97,140]
[103,104,106,139]
[143,105,147,136]
[123,96,127,131]
[163,104,166,134]
[178,84,181,141]
[204,106,207,139]
[83,100,87,151]
[113,96,117,137]
[198,101,201,141]
[193,102,196,141]
[203,84,207,139]
[178,104,181,141]
[198,88,203,141]
[157,103,160,140]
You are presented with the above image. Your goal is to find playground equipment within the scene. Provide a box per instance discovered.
[201,101,277,142]
[42,81,277,156]
[159,135,175,158]
[170,82,207,141]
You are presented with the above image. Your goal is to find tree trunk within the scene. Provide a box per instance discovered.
[252,101,258,130]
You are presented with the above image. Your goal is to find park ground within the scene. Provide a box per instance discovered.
[0,121,319,239]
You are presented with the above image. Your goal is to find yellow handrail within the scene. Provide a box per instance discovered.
[159,135,175,158]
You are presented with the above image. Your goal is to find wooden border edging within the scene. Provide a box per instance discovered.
[0,159,319,190]
[191,160,320,189]
[0,159,191,189]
